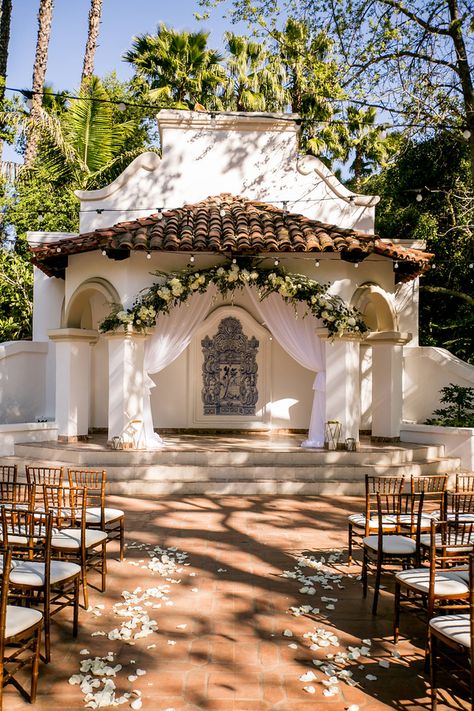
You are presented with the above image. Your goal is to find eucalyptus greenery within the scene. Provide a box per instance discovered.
[99,258,368,337]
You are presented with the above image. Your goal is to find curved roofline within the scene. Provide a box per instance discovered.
[296,155,380,207]
[75,152,162,202]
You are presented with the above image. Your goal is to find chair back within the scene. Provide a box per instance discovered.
[0,465,17,483]
[0,482,35,508]
[42,484,87,531]
[442,491,474,522]
[367,475,405,495]
[376,491,425,536]
[67,469,106,512]
[1,507,52,565]
[25,466,63,487]
[455,472,474,492]
[429,518,474,569]
[411,474,448,494]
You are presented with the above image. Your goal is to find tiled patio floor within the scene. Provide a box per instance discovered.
[4,496,469,711]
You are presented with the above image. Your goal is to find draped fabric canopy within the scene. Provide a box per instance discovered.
[141,287,326,448]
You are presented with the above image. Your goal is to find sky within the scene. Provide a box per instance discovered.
[5,0,241,160]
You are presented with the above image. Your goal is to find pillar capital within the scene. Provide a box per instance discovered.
[102,327,149,342]
[315,327,363,343]
[366,330,412,346]
[48,327,98,344]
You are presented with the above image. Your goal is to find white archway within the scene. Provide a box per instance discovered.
[351,282,398,332]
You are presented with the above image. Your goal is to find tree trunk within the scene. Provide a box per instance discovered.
[24,0,54,167]
[447,0,474,187]
[0,0,12,162]
[81,0,102,83]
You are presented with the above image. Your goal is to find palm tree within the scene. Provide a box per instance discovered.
[32,76,144,189]
[222,32,285,112]
[340,107,399,187]
[0,0,12,161]
[24,0,54,167]
[81,0,103,84]
[123,23,225,109]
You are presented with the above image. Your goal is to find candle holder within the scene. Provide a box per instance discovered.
[325,420,342,450]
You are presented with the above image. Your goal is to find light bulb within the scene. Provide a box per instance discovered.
[156,209,163,220]
[315,260,320,267]
[416,193,423,202]
[354,262,359,268]
[56,247,61,253]
[118,102,127,112]
[220,208,226,217]
[101,249,107,256]
[463,129,471,140]
[146,252,152,260]
[274,258,279,266]
[190,255,195,264]
[394,261,399,270]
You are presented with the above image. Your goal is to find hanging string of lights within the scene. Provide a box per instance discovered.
[4,85,472,136]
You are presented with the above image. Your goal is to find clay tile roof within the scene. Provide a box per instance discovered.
[29,193,433,282]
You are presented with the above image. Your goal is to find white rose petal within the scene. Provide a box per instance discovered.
[131,700,142,710]
[299,671,317,682]
[283,629,293,637]
[366,674,377,681]
[379,659,390,668]
[303,685,316,694]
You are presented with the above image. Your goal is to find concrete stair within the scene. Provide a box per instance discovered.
[9,439,460,496]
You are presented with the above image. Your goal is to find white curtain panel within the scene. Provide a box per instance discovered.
[246,287,326,448]
[142,287,216,447]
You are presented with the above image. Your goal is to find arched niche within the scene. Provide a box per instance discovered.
[64,278,121,329]
[351,282,398,333]
[63,278,120,429]
[190,305,272,429]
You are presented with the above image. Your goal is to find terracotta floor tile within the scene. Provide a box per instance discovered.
[3,493,470,711]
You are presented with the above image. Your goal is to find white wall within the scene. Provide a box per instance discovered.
[0,342,48,423]
[0,422,58,455]
[403,346,474,423]
[401,423,474,471]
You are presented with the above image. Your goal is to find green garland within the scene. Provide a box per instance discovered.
[99,258,368,337]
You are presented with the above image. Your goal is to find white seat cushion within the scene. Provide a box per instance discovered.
[430,510,474,523]
[83,507,124,524]
[429,614,471,648]
[363,534,417,555]
[348,514,395,530]
[396,568,470,595]
[6,604,43,638]
[51,528,107,550]
[9,559,81,586]
[394,514,433,529]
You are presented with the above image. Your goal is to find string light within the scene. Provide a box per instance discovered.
[101,249,107,256]
[394,261,399,269]
[416,193,423,202]
[189,255,195,264]
[156,209,163,220]
[146,252,152,259]
[354,262,359,268]
[315,259,320,267]
[219,208,226,217]
[274,258,280,266]
[7,86,470,133]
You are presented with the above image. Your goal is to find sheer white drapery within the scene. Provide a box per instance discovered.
[246,287,326,448]
[142,288,216,447]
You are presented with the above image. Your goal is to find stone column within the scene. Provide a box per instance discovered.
[367,331,412,441]
[104,328,148,443]
[317,328,361,444]
[48,328,98,442]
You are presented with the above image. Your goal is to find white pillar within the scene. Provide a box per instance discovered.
[367,331,412,441]
[105,329,148,443]
[48,328,98,442]
[317,329,361,444]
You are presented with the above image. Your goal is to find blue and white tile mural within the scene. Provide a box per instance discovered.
[201,317,259,416]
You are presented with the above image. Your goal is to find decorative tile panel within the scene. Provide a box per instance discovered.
[201,317,259,415]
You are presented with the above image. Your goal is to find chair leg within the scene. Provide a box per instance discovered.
[82,563,89,610]
[393,582,401,643]
[43,610,51,664]
[30,625,42,702]
[429,632,437,711]
[101,541,107,592]
[73,576,79,636]
[119,517,125,561]
[362,548,368,598]
[348,523,353,565]
[372,556,382,615]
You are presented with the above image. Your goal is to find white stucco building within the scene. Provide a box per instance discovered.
[1,110,473,464]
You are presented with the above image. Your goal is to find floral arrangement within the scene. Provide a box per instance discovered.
[99,258,368,337]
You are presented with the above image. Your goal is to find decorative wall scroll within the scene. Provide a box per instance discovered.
[201,316,259,416]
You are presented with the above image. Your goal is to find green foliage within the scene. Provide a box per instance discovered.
[99,257,368,337]
[124,23,226,109]
[363,132,473,363]
[0,248,33,340]
[426,384,474,428]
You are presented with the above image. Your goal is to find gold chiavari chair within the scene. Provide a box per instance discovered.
[44,484,107,609]
[394,519,473,644]
[2,507,80,663]
[68,468,125,561]
[0,545,43,709]
[347,474,405,565]
[362,491,425,614]
[428,552,474,709]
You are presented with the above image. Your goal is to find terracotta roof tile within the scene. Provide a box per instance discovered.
[30,193,433,281]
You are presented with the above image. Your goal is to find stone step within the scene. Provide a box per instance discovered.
[12,441,446,467]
